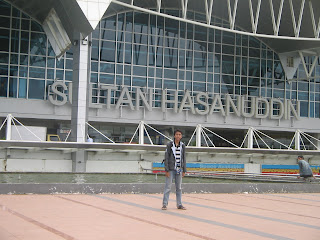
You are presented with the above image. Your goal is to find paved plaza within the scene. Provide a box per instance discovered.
[0,193,319,240]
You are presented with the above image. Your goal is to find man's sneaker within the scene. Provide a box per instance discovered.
[162,205,167,210]
[177,205,187,210]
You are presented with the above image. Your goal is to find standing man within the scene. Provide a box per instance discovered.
[297,155,315,181]
[162,129,187,210]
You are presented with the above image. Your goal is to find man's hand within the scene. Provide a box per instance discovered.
[165,171,170,178]
[182,172,185,177]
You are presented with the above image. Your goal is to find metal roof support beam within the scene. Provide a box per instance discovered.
[204,0,214,25]
[309,0,320,38]
[227,0,238,30]
[181,0,189,19]
[248,0,261,34]
[157,0,161,13]
[269,0,284,36]
[289,0,305,38]
[112,0,320,41]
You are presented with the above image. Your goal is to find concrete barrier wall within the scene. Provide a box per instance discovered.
[1,148,320,173]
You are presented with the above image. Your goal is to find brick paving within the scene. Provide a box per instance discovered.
[0,193,319,240]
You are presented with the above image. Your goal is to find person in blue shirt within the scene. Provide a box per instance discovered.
[297,155,315,181]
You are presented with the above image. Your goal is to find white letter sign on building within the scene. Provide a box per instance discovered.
[48,82,300,120]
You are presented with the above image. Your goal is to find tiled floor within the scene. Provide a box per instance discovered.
[0,193,319,240]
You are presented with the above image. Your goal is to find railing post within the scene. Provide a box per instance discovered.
[139,121,144,145]
[196,124,202,147]
[6,114,12,141]
[295,130,300,150]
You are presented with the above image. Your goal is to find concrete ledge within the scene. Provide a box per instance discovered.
[1,183,320,194]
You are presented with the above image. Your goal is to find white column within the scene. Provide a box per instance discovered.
[246,127,254,149]
[295,130,300,150]
[139,121,144,145]
[71,33,91,172]
[196,124,202,147]
[6,114,12,141]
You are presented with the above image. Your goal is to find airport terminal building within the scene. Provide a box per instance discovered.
[1,0,320,150]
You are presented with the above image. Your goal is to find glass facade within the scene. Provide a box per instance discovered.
[0,0,320,118]
[0,0,73,100]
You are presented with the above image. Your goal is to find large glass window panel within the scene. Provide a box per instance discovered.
[298,91,308,101]
[18,78,27,98]
[100,41,115,62]
[28,79,45,99]
[186,51,193,70]
[165,37,178,48]
[125,12,133,32]
[20,31,29,54]
[274,61,284,79]
[165,18,179,37]
[148,46,155,66]
[156,47,163,67]
[10,66,18,76]
[164,48,178,68]
[134,12,148,34]
[300,101,308,117]
[101,15,116,30]
[273,89,284,98]
[214,54,220,73]
[193,82,205,92]
[0,52,8,64]
[164,69,177,79]
[298,81,308,91]
[9,77,17,97]
[132,76,147,87]
[248,58,260,77]
[101,29,116,41]
[30,32,46,55]
[30,55,45,67]
[221,74,233,85]
[0,64,8,75]
[19,66,28,77]
[56,70,64,80]
[134,33,148,44]
[133,44,147,65]
[56,59,64,69]
[0,1,10,16]
[0,76,7,97]
[0,16,10,28]
[91,39,99,61]
[249,48,260,58]
[222,55,234,74]
[100,62,114,73]
[194,72,206,82]
[65,71,72,81]
[249,36,260,48]
[10,30,19,52]
[222,45,234,55]
[21,19,30,30]
[194,51,206,72]
[164,79,177,90]
[133,65,147,77]
[10,53,18,65]
[215,29,221,43]
[0,29,9,51]
[100,73,114,84]
[194,25,207,41]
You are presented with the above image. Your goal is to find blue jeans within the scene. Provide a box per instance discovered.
[162,170,182,207]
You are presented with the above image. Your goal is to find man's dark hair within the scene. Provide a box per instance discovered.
[174,129,183,135]
[298,155,304,159]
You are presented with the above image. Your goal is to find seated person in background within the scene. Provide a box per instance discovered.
[87,135,93,143]
[297,155,315,181]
